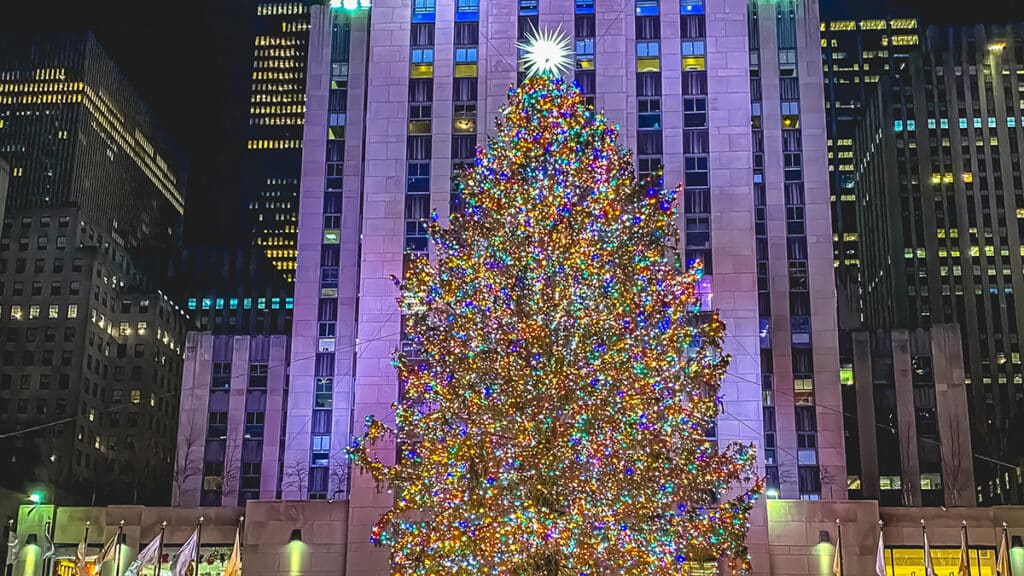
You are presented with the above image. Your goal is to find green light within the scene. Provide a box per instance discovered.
[28,491,43,504]
[287,540,306,576]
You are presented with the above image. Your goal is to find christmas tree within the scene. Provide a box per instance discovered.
[349,73,762,575]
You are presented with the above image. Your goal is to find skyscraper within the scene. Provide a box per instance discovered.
[244,0,320,282]
[0,33,185,264]
[855,24,1024,504]
[0,32,189,505]
[821,16,921,326]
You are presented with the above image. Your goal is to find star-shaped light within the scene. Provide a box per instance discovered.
[516,25,573,78]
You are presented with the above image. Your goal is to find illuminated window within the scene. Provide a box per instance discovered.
[29,305,39,319]
[131,389,141,404]
[879,475,901,490]
[67,305,78,319]
[137,322,147,336]
[636,41,660,58]
[10,305,22,320]
[119,322,131,336]
[48,305,59,319]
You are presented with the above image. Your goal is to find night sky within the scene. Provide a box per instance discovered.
[2,0,1024,244]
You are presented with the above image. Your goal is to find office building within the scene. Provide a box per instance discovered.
[173,333,290,508]
[0,33,186,272]
[0,208,189,506]
[821,16,921,327]
[256,0,845,574]
[0,32,189,506]
[243,1,321,282]
[840,324,975,507]
[855,24,1024,504]
[9,500,1024,576]
[0,158,9,227]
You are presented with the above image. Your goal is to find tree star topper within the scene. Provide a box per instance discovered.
[516,25,573,78]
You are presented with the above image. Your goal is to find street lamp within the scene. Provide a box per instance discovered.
[28,491,43,505]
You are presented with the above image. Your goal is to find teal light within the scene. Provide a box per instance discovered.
[329,0,371,10]
[28,491,44,504]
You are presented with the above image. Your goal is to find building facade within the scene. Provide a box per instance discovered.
[174,333,290,508]
[269,0,845,574]
[840,324,976,508]
[855,24,1024,504]
[0,33,186,267]
[244,1,321,282]
[10,501,1024,576]
[0,208,188,506]
[821,16,921,327]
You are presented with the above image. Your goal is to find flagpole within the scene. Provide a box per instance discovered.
[192,517,203,576]
[963,520,972,576]
[114,521,125,576]
[155,522,166,576]
[836,519,845,576]
[81,521,90,575]
[1002,522,1012,576]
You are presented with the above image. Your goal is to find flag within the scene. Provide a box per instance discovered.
[223,527,241,576]
[875,529,886,576]
[74,536,88,576]
[923,528,937,576]
[832,527,843,576]
[5,531,19,566]
[997,528,1012,576]
[95,533,118,565]
[124,532,163,576]
[170,529,198,576]
[958,526,970,576]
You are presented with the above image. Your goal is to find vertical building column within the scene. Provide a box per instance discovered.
[478,1,517,133]
[345,1,411,575]
[173,332,213,507]
[223,337,252,505]
[931,324,976,507]
[595,0,634,150]
[798,0,846,498]
[706,0,767,573]
[852,331,880,501]
[754,0,798,501]
[891,329,922,506]
[260,336,289,499]
[285,5,335,499]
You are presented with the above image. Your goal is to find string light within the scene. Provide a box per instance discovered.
[350,76,762,576]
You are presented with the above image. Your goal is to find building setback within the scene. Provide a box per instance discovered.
[820,16,921,327]
[840,324,975,507]
[268,0,844,574]
[173,333,290,508]
[855,24,1024,504]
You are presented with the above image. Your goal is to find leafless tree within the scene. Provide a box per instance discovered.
[330,460,351,499]
[171,419,203,505]
[819,465,844,500]
[282,458,308,497]
[942,414,968,507]
[217,436,243,499]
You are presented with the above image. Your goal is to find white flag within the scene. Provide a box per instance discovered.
[75,537,88,576]
[875,529,886,576]
[5,531,19,566]
[223,528,241,576]
[923,530,937,576]
[171,530,198,576]
[124,532,163,576]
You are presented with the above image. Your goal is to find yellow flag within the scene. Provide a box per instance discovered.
[224,527,241,576]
